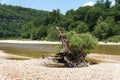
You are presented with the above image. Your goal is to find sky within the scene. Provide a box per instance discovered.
[1,0,115,14]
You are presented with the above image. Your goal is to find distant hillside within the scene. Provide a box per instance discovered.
[0,0,120,42]
[0,4,49,38]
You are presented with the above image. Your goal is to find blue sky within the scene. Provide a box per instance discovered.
[1,0,115,14]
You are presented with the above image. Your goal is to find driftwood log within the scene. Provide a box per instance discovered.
[55,27,88,67]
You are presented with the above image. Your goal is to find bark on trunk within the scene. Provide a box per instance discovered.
[55,27,88,67]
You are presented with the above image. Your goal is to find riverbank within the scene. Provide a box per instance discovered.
[0,49,120,80]
[0,40,120,45]
[0,40,61,44]
[0,50,32,60]
[0,56,120,80]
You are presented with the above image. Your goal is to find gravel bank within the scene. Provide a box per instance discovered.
[0,57,120,80]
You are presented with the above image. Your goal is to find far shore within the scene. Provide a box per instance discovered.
[0,40,120,45]
[0,40,61,44]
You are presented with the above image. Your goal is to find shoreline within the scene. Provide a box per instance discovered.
[0,50,32,60]
[0,53,120,80]
[0,40,120,45]
[0,40,61,44]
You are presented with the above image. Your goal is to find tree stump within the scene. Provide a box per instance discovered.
[55,27,88,67]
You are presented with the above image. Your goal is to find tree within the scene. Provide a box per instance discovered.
[116,21,120,35]
[73,6,92,21]
[32,26,47,40]
[115,0,120,10]
[0,4,49,39]
[104,16,117,37]
[21,21,34,39]
[47,9,63,25]
[47,26,59,41]
[105,0,111,9]
[115,0,120,5]
[94,22,109,40]
[65,9,75,19]
[55,27,98,67]
[85,7,105,31]
[97,16,104,24]
[60,18,74,31]
[94,0,105,9]
[74,21,88,34]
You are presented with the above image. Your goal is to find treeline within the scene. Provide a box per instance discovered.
[0,0,120,42]
[0,4,49,39]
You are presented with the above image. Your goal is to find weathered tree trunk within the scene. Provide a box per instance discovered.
[55,27,88,67]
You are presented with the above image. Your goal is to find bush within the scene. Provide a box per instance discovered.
[67,31,98,57]
[106,35,120,42]
[93,22,109,40]
[74,21,88,34]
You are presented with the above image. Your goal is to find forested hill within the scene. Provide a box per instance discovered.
[0,4,49,39]
[0,0,120,42]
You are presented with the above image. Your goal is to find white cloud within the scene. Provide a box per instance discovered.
[83,1,94,6]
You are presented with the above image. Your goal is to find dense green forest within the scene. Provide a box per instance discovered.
[0,0,120,42]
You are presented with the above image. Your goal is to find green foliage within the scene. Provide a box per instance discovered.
[0,2,120,42]
[21,21,47,40]
[65,9,75,19]
[74,21,88,34]
[47,26,59,41]
[0,4,49,39]
[74,6,91,21]
[67,31,98,56]
[104,16,118,37]
[95,0,105,9]
[97,16,104,24]
[115,0,120,10]
[106,35,120,42]
[95,0,111,9]
[85,7,105,31]
[94,22,109,40]
[47,26,66,41]
[93,16,120,40]
[105,0,111,9]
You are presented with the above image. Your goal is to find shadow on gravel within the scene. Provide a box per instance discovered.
[44,58,101,68]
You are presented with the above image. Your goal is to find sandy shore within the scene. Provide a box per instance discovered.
[99,42,120,45]
[0,40,120,80]
[0,40,120,45]
[0,40,61,44]
[0,49,120,80]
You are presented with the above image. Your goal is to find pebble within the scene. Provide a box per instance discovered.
[0,58,120,80]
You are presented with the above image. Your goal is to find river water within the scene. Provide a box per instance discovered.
[0,43,120,59]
